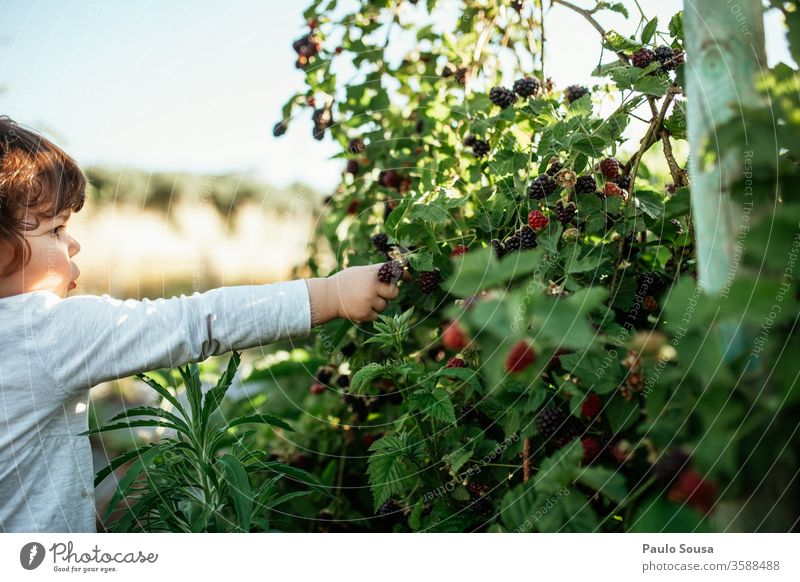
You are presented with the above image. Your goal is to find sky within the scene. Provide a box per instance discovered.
[0,0,791,193]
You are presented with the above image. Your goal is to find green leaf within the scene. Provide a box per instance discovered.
[367,434,420,511]
[576,466,628,503]
[136,372,187,418]
[633,74,671,97]
[201,351,241,432]
[79,418,181,437]
[533,440,582,495]
[434,366,482,392]
[219,454,253,532]
[604,31,641,53]
[641,17,658,45]
[102,445,163,523]
[634,189,664,219]
[668,12,684,41]
[227,413,293,432]
[408,388,456,423]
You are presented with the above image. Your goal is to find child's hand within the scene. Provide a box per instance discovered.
[305,264,412,325]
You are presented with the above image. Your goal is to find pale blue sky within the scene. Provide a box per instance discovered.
[0,1,790,192]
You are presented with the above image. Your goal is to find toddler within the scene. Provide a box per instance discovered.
[0,115,407,532]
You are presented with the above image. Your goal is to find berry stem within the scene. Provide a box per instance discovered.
[523,437,532,481]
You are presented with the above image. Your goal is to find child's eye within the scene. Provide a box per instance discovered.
[51,225,65,236]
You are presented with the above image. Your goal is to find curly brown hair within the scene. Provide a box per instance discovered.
[0,116,86,277]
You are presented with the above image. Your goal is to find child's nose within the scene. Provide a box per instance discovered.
[69,235,81,256]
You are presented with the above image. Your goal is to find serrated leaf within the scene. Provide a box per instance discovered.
[408,389,456,424]
[641,17,658,45]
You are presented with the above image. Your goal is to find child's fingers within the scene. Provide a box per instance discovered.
[376,282,400,300]
[373,297,388,312]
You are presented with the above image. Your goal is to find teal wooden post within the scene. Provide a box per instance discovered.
[684,0,766,295]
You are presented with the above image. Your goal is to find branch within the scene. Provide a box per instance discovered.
[551,0,630,64]
[523,437,532,482]
[661,129,690,188]
[626,87,679,194]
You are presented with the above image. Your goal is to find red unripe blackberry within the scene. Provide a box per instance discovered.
[468,482,492,514]
[346,159,359,175]
[310,382,326,395]
[599,157,620,179]
[643,295,658,312]
[417,270,441,293]
[471,139,490,158]
[379,169,400,189]
[377,261,404,284]
[667,469,717,514]
[455,67,468,85]
[371,232,391,254]
[581,393,602,418]
[546,160,563,176]
[517,226,537,249]
[581,437,602,463]
[513,76,540,98]
[549,347,568,368]
[272,121,288,137]
[505,341,536,372]
[604,182,624,198]
[451,245,469,257]
[468,481,489,499]
[442,321,469,351]
[491,238,506,259]
[564,84,589,104]
[575,174,598,194]
[346,200,360,215]
[489,86,517,108]
[528,210,550,231]
[632,47,656,68]
[528,174,557,199]
[446,357,466,369]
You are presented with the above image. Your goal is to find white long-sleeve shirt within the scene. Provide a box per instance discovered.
[0,280,312,532]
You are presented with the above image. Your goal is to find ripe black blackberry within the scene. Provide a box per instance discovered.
[513,76,540,98]
[417,270,441,293]
[377,261,404,284]
[489,86,517,109]
[272,121,288,137]
[632,47,656,69]
[491,239,506,259]
[575,174,598,194]
[346,159,359,175]
[546,160,563,176]
[503,233,521,253]
[564,84,589,104]
[312,108,332,140]
[654,46,683,71]
[528,173,557,199]
[472,139,490,158]
[463,134,477,147]
[535,406,566,440]
[468,482,492,515]
[454,67,468,85]
[341,342,357,357]
[378,499,401,519]
[555,200,577,225]
[371,232,390,254]
[315,366,333,385]
[518,226,537,249]
[599,157,620,179]
[615,174,632,192]
[653,450,691,487]
[336,374,350,388]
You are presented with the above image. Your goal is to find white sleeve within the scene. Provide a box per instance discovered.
[37,280,313,395]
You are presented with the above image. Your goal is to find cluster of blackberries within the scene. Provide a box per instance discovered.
[564,84,589,104]
[465,134,490,158]
[528,173,557,199]
[442,65,469,85]
[467,482,492,515]
[632,46,685,73]
[492,226,537,259]
[378,169,411,192]
[312,107,333,140]
[513,76,540,98]
[546,160,563,176]
[489,86,517,108]
[292,33,321,69]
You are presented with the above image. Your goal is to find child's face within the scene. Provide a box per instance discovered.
[0,210,81,299]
